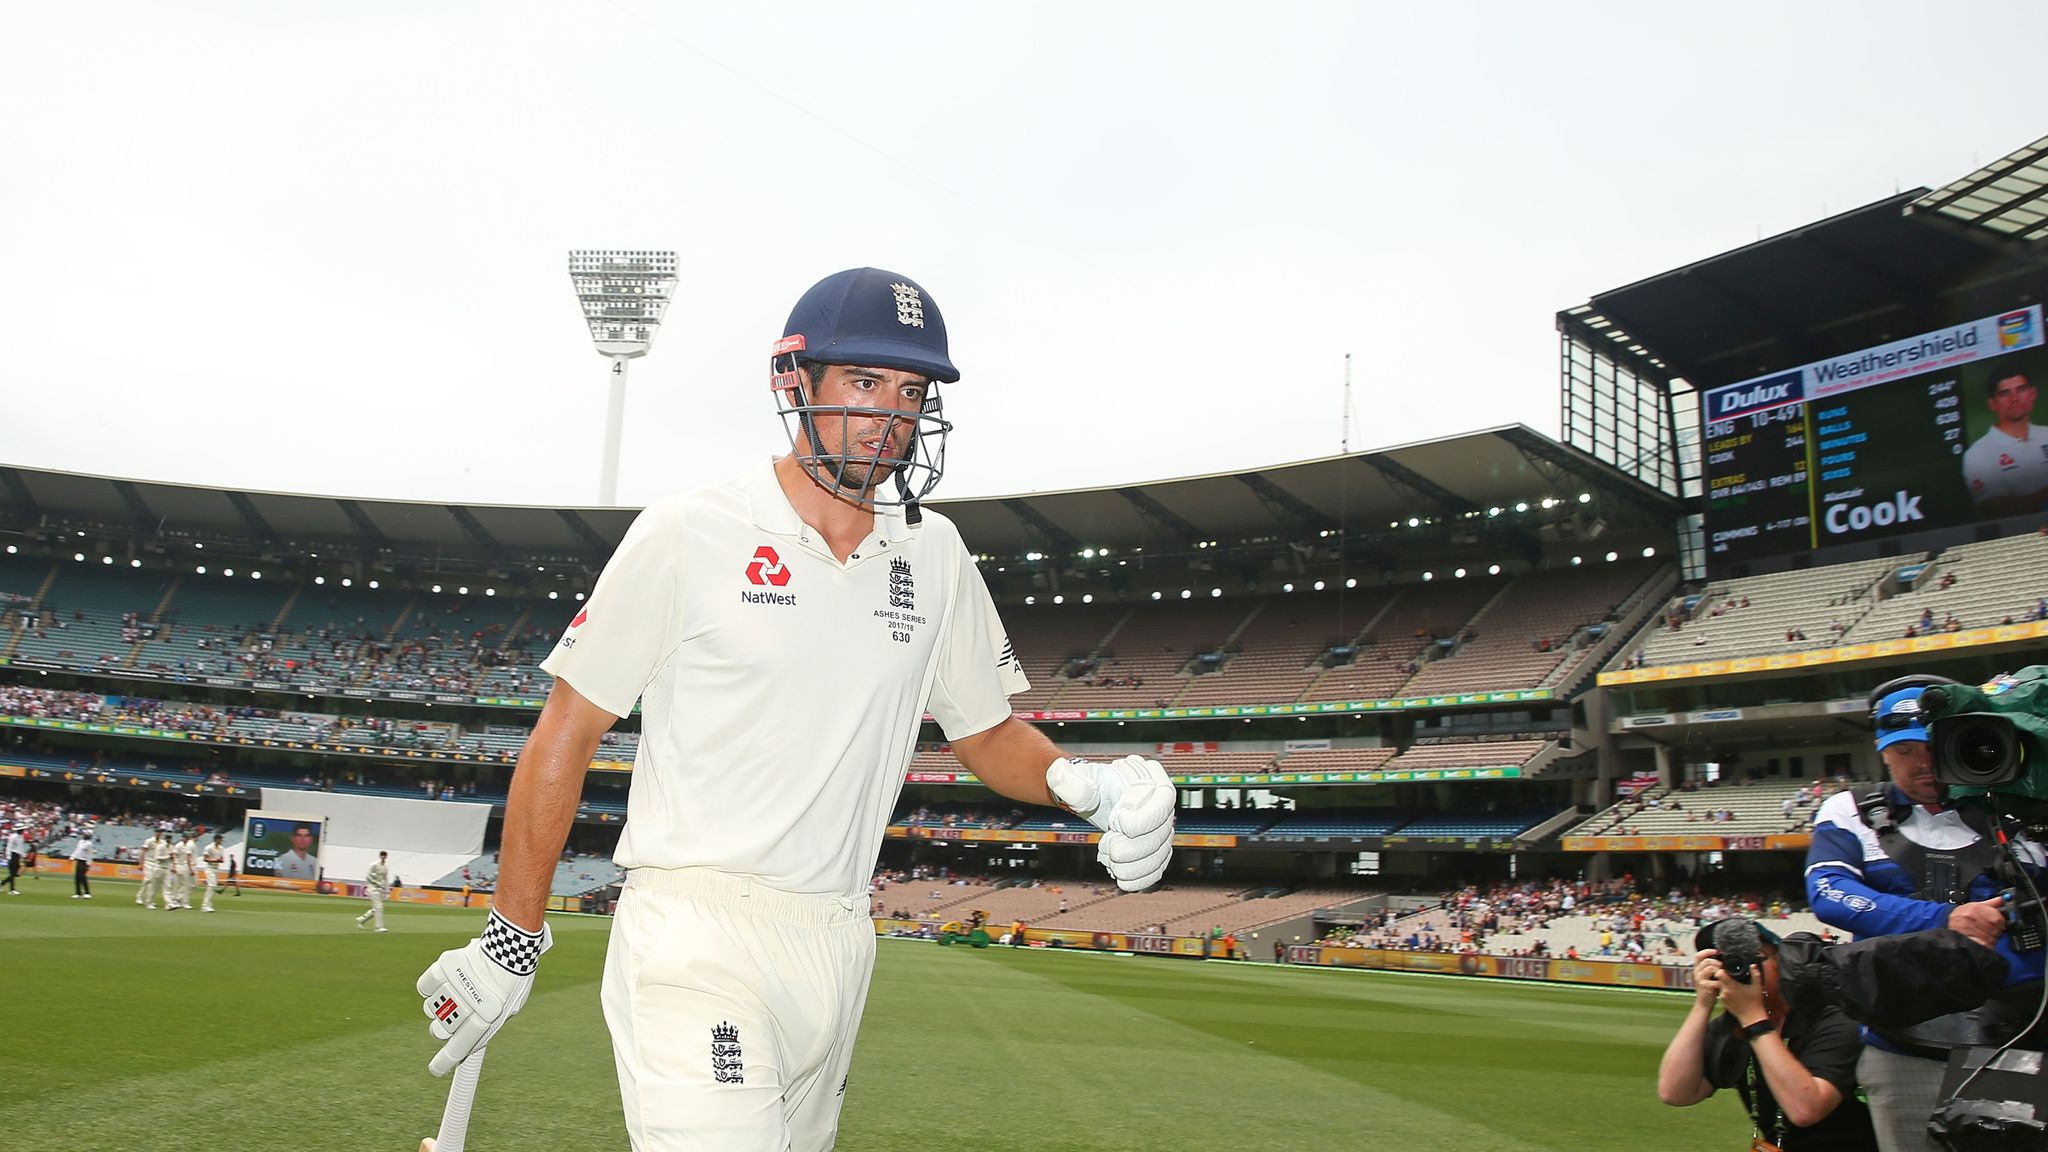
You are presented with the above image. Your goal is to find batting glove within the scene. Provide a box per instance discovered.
[1047,754,1176,892]
[417,908,552,1076]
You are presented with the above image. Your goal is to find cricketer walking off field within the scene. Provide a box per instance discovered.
[138,830,171,908]
[412,269,1178,1152]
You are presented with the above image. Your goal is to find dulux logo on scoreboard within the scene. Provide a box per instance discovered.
[1704,304,2045,417]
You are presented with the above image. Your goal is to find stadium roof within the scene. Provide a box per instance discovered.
[0,424,1677,564]
[1562,136,2048,392]
[1908,134,2048,246]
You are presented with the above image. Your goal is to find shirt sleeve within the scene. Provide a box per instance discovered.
[539,498,685,719]
[925,542,1029,742]
[1963,438,2012,505]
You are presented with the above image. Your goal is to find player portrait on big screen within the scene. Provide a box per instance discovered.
[242,812,325,881]
[1959,348,2048,519]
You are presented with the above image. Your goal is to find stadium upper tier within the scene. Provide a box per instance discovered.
[2,552,1670,710]
[1563,777,1833,840]
[1617,532,2048,670]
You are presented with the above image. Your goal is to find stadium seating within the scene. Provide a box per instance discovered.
[1296,576,1507,702]
[1565,777,1841,838]
[1629,554,1918,666]
[1844,532,2048,640]
[1063,598,1257,710]
[1172,587,1395,707]
[1393,808,1565,837]
[1260,808,1413,837]
[1397,561,1661,696]
[1270,746,1397,773]
[1384,739,1553,773]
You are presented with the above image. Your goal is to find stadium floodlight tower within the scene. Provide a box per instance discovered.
[568,249,678,505]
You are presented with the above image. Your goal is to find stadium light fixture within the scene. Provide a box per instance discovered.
[1052,595,1064,605]
[72,552,84,561]
[1081,594,1093,604]
[3,545,13,554]
[1488,564,1501,575]
[1487,507,1501,517]
[548,591,558,600]
[1345,577,1357,588]
[223,568,235,577]
[569,249,678,506]
[194,542,203,549]
[1210,588,1221,598]
[1422,571,1433,581]
[1454,568,1466,578]
[1643,546,1657,558]
[315,576,325,585]
[251,571,262,580]
[1282,582,1294,592]
[100,555,112,565]
[128,558,140,568]
[1150,591,1162,601]
[1605,551,1619,562]
[1514,502,1528,513]
[195,565,206,574]
[340,577,351,587]
[1025,596,1036,605]
[1313,580,1326,591]
[574,592,586,601]
[485,588,496,597]
[1571,555,1582,566]
[1578,493,1592,503]
[431,584,442,593]
[458,586,470,595]
[367,580,378,589]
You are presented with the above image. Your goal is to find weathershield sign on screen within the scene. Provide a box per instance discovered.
[1701,305,2045,570]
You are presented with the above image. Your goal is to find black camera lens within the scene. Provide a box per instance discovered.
[1932,714,2023,789]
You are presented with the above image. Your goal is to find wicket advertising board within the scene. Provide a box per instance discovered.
[241,811,327,880]
[1702,306,2045,572]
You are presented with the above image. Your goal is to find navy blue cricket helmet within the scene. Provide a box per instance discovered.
[770,268,957,518]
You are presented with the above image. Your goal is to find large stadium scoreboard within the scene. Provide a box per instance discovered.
[1704,306,2046,569]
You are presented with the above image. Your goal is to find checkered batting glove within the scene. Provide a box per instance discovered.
[417,908,552,1076]
[1047,754,1176,892]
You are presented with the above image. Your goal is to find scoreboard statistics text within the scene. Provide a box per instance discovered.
[1702,306,2046,571]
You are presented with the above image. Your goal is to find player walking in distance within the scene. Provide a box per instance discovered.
[199,834,226,912]
[415,269,1177,1152]
[70,829,95,898]
[3,823,24,894]
[167,830,196,910]
[138,828,171,908]
[357,850,392,932]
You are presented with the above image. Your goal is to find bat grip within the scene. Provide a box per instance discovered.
[434,1046,486,1152]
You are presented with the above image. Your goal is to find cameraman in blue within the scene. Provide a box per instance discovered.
[1805,675,2048,1152]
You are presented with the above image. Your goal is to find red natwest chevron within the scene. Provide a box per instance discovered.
[745,546,791,587]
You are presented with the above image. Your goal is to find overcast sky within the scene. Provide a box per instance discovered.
[1,2,2039,510]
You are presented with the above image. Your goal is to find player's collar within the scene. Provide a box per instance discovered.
[747,461,912,544]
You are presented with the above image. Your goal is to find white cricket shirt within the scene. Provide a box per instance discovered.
[1962,423,2048,508]
[541,463,1027,899]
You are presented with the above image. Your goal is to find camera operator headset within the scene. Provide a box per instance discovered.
[1804,674,2048,1152]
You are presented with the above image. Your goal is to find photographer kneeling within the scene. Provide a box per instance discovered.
[1659,918,1876,1150]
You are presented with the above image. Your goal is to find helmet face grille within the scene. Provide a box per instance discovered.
[771,382,951,511]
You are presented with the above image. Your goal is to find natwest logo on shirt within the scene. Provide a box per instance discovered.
[569,608,589,628]
[745,546,792,587]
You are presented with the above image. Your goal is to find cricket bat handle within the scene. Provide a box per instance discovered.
[421,1046,485,1152]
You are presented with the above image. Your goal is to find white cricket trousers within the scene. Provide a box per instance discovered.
[138,862,165,905]
[199,869,219,911]
[357,888,386,929]
[603,867,874,1152]
[169,868,192,908]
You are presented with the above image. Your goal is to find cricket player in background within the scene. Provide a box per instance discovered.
[138,828,171,908]
[357,850,392,932]
[3,823,24,894]
[199,834,226,912]
[167,830,196,910]
[415,269,1178,1151]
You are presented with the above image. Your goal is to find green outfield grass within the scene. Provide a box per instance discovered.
[1,879,1742,1150]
